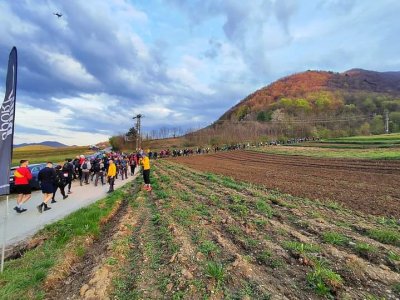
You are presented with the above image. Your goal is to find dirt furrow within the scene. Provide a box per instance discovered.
[45,186,136,300]
[171,152,400,217]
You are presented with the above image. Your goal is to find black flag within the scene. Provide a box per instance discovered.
[0,47,17,195]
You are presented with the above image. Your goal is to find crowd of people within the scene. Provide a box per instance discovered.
[12,136,316,214]
[12,150,151,214]
[150,136,318,158]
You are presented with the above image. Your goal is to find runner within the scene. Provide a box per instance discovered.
[37,162,56,213]
[13,159,33,213]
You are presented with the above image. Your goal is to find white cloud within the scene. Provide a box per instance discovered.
[35,48,100,87]
[14,103,110,145]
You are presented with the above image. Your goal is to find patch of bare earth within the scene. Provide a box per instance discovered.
[171,151,400,218]
[155,160,400,299]
[44,185,138,300]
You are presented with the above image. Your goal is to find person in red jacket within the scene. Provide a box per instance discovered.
[14,159,33,213]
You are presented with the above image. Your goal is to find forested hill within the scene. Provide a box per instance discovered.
[214,69,400,137]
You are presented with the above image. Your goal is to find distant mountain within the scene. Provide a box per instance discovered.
[14,141,68,148]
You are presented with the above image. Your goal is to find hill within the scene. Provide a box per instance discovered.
[14,141,68,148]
[220,69,400,121]
[187,69,400,145]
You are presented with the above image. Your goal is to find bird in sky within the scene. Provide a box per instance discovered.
[53,12,62,18]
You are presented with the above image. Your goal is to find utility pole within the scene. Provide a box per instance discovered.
[133,114,143,150]
[384,110,389,134]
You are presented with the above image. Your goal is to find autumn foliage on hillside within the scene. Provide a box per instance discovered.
[194,69,400,144]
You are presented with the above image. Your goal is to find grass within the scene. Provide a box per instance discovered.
[283,241,321,255]
[367,229,400,246]
[255,199,274,217]
[253,133,400,160]
[0,185,130,299]
[306,260,343,298]
[393,283,400,296]
[388,251,400,261]
[205,261,225,288]
[322,232,349,246]
[323,133,400,144]
[354,242,377,257]
[199,240,220,257]
[12,145,94,166]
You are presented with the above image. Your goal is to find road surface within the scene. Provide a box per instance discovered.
[0,173,137,248]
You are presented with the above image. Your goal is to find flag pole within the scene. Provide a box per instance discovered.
[1,195,8,273]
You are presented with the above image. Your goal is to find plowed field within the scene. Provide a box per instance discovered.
[172,150,400,218]
[5,160,400,299]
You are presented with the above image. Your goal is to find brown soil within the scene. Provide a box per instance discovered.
[154,160,400,299]
[171,151,400,218]
[44,184,139,300]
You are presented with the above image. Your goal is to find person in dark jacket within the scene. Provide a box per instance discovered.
[93,159,105,186]
[37,162,56,213]
[52,165,68,202]
[62,158,74,194]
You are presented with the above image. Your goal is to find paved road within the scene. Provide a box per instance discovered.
[0,173,137,248]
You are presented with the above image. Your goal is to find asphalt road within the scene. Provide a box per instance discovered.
[0,172,137,248]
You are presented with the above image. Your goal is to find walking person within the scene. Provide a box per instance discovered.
[13,159,33,213]
[52,165,68,201]
[94,159,105,186]
[129,154,137,176]
[140,153,152,191]
[120,157,127,180]
[62,158,74,194]
[80,158,91,185]
[107,159,116,193]
[37,162,56,213]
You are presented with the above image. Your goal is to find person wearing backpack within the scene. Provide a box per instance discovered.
[120,157,127,180]
[52,165,68,202]
[80,158,91,185]
[94,158,105,186]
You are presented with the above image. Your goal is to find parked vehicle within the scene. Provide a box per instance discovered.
[9,163,48,192]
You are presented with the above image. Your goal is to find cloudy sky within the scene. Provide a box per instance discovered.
[1,0,399,145]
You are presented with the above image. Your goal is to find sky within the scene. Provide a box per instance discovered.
[1,0,399,145]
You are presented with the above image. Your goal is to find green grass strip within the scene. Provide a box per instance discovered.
[0,184,131,300]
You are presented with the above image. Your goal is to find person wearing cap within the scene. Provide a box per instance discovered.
[107,159,116,193]
[140,153,151,191]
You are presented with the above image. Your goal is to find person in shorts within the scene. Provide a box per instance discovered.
[37,162,56,213]
[14,159,33,213]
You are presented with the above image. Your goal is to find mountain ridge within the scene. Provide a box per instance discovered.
[217,68,400,122]
[14,141,68,148]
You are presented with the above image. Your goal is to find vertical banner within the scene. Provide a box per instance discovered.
[0,47,17,195]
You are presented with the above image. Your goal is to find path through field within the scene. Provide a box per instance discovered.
[0,173,137,249]
[172,150,400,218]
